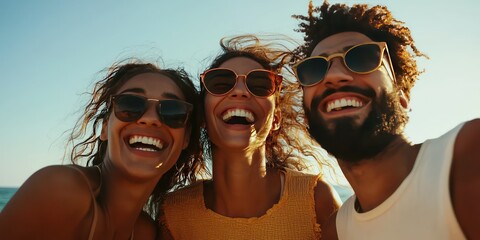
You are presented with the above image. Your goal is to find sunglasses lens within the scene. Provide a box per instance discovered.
[345,44,382,73]
[296,58,329,86]
[246,71,276,97]
[158,100,191,128]
[113,95,147,122]
[203,69,236,95]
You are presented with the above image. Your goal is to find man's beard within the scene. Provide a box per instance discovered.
[304,86,408,163]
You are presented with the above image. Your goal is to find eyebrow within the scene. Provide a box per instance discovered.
[162,92,182,100]
[316,45,355,57]
[119,88,145,94]
[118,88,183,100]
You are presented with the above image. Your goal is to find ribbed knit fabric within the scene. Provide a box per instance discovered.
[162,169,321,240]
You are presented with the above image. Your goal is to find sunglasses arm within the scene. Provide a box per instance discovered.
[381,57,396,83]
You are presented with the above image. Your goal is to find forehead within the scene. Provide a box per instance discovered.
[219,57,264,74]
[117,73,185,99]
[311,32,374,56]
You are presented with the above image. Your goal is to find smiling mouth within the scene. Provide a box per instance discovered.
[128,135,164,152]
[222,109,255,125]
[326,97,365,113]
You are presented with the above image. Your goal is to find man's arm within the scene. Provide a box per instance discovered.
[451,118,480,239]
[321,211,339,240]
[314,179,341,238]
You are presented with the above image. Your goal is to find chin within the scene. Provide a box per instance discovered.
[305,91,408,163]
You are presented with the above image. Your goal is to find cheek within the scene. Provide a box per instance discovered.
[265,98,276,114]
[258,97,277,126]
[371,69,395,91]
[106,117,116,141]
[107,117,124,136]
[302,87,315,110]
[204,96,217,125]
[106,118,124,152]
[172,128,189,149]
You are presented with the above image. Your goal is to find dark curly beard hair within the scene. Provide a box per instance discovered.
[304,87,408,163]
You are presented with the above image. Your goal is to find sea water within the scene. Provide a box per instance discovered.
[0,187,18,211]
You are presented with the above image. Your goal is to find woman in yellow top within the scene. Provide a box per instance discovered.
[160,36,341,239]
[0,61,204,239]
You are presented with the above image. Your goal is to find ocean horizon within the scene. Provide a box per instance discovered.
[0,187,18,211]
[0,185,353,212]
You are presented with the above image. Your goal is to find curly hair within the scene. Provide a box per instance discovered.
[201,35,331,173]
[66,60,205,219]
[292,0,427,99]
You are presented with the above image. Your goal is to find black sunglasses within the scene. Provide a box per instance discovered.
[200,68,282,97]
[110,94,193,128]
[292,42,396,86]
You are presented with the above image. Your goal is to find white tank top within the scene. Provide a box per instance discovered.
[336,123,466,240]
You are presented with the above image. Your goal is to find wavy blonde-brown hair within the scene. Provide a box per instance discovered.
[201,35,331,173]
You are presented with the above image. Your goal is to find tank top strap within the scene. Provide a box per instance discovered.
[283,169,318,197]
[65,165,101,240]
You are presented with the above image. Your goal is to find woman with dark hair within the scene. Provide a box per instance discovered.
[0,61,205,239]
[160,36,340,239]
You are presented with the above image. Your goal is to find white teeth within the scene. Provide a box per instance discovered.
[135,147,157,152]
[326,98,364,113]
[222,109,255,123]
[128,135,164,151]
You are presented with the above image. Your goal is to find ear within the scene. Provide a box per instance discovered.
[398,90,409,110]
[271,108,282,131]
[100,119,108,141]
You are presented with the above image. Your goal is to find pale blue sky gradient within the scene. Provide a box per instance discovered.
[1,0,479,187]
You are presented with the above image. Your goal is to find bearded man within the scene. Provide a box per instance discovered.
[292,1,480,239]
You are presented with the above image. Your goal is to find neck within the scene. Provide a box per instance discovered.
[338,135,420,212]
[99,162,160,232]
[206,146,281,218]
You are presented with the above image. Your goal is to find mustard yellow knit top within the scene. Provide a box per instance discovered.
[162,169,321,240]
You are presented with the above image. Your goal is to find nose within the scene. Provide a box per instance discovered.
[137,102,162,127]
[323,58,354,88]
[228,76,251,98]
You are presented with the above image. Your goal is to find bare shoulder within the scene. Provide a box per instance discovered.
[321,211,339,240]
[452,119,480,181]
[0,165,96,239]
[133,211,158,240]
[314,178,341,228]
[3,165,95,212]
[451,119,480,239]
[454,119,480,155]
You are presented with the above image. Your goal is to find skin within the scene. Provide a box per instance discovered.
[304,32,480,239]
[203,57,340,226]
[0,73,190,240]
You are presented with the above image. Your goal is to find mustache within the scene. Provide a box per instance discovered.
[311,86,376,111]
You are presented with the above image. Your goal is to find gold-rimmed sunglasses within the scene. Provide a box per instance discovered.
[110,94,193,128]
[200,68,282,97]
[292,42,396,87]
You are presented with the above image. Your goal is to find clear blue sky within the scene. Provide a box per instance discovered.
[1,0,479,187]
